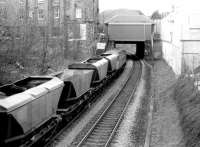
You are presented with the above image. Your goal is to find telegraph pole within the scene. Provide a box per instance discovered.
[48,0,53,36]
[25,0,29,24]
[24,0,29,51]
[33,0,38,25]
[63,0,68,58]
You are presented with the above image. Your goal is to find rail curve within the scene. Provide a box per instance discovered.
[77,61,142,147]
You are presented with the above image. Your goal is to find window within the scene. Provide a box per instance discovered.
[38,9,45,19]
[80,24,86,40]
[73,24,80,39]
[19,0,24,3]
[29,10,34,18]
[18,8,25,19]
[19,0,25,6]
[52,27,60,36]
[53,0,59,4]
[38,2,45,20]
[71,24,87,40]
[66,1,71,9]
[54,6,59,18]
[38,0,44,3]
[75,8,82,19]
[0,7,7,19]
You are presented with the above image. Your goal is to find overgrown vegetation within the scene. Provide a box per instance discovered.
[0,0,98,85]
[0,21,66,85]
[174,75,200,147]
[0,1,67,85]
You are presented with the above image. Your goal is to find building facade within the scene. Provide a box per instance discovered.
[65,0,99,59]
[157,2,200,75]
[0,0,99,59]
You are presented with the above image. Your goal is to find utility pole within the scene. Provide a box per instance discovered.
[33,0,38,25]
[24,0,29,52]
[25,0,29,24]
[40,0,52,74]
[48,0,53,36]
[63,0,68,58]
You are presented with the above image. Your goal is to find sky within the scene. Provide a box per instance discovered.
[99,0,199,16]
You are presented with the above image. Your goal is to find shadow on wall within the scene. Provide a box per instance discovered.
[153,40,163,59]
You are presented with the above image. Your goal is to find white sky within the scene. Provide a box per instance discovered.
[99,0,200,16]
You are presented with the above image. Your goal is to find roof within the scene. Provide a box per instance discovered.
[100,9,144,23]
[105,15,153,24]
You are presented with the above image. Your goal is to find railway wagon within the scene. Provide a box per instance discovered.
[69,57,109,85]
[0,76,64,146]
[0,49,127,146]
[57,50,126,117]
[105,15,154,58]
[57,69,94,114]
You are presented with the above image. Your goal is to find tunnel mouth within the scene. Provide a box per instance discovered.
[113,41,145,59]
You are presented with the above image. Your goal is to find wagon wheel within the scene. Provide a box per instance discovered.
[43,117,61,143]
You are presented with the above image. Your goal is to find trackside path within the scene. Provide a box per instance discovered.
[150,60,184,147]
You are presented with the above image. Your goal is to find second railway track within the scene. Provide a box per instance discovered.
[77,60,142,147]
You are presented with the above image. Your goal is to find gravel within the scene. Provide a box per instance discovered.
[110,61,151,147]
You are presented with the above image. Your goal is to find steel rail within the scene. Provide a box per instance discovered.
[43,62,130,147]
[105,62,142,147]
[77,61,142,147]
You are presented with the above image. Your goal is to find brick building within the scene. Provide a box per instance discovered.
[65,0,99,59]
[0,0,99,59]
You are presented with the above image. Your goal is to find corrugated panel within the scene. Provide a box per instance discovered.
[108,24,146,41]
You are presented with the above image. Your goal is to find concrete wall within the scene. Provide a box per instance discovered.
[161,41,182,75]
[159,11,182,75]
[182,41,200,73]
[160,8,200,75]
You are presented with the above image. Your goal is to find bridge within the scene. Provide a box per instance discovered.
[105,14,154,59]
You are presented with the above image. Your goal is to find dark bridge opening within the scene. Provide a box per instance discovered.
[114,41,145,59]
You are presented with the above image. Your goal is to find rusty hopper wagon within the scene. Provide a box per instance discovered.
[105,15,154,59]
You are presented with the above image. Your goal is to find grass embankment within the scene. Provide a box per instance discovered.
[174,76,200,147]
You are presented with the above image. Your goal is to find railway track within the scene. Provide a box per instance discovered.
[42,64,127,147]
[77,61,142,147]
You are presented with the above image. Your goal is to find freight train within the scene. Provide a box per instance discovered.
[0,49,127,147]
